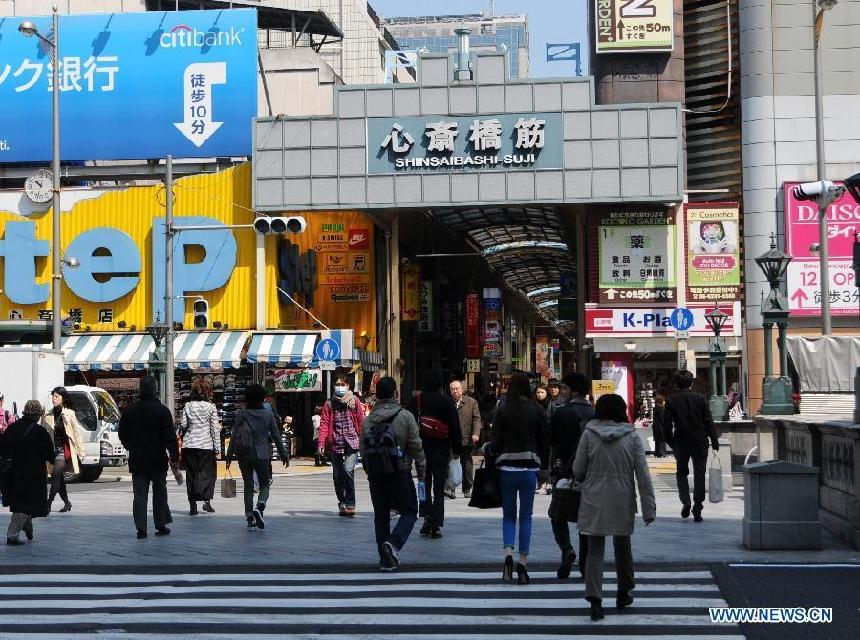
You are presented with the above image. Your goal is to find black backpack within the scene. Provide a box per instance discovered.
[362,411,403,477]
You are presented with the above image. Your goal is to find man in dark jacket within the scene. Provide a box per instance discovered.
[118,376,180,538]
[548,372,595,579]
[450,380,482,498]
[1,400,55,545]
[406,370,462,539]
[360,377,426,571]
[664,370,719,522]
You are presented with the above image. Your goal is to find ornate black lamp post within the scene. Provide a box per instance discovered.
[146,312,169,405]
[705,303,730,420]
[755,233,794,415]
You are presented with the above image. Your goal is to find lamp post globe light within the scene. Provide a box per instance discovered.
[146,313,170,405]
[755,233,795,415]
[705,303,730,420]
[19,6,62,350]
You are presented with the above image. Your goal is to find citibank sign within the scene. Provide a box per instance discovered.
[0,217,236,320]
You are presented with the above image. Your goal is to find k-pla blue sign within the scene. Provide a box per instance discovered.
[0,9,257,162]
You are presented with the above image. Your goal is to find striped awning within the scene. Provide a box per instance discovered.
[246,332,318,366]
[61,331,249,371]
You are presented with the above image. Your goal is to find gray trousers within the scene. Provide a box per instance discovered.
[460,446,474,494]
[132,470,172,532]
[7,513,33,541]
[584,534,635,601]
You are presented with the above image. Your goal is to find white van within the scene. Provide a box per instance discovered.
[65,385,127,482]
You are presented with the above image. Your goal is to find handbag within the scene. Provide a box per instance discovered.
[447,458,463,489]
[708,451,724,503]
[221,468,237,498]
[468,457,502,509]
[416,393,449,440]
[548,476,581,522]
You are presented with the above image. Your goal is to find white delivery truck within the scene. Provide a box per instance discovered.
[0,347,127,482]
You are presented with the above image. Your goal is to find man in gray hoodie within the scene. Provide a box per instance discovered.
[360,377,426,571]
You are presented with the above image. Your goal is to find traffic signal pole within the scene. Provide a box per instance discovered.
[165,155,175,416]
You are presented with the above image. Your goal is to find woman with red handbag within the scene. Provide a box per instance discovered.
[42,387,85,513]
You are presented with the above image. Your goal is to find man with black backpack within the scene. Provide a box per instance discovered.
[360,377,425,571]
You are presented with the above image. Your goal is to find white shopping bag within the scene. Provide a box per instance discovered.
[708,451,724,503]
[448,458,463,488]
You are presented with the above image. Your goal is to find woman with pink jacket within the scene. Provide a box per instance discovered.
[317,375,364,516]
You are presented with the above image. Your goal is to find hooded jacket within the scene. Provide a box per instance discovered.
[359,399,426,481]
[572,419,656,536]
[225,408,288,463]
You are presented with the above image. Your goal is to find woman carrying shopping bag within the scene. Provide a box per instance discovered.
[484,372,546,585]
[180,377,221,515]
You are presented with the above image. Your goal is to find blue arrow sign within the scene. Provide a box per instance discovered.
[669,307,694,331]
[315,337,340,362]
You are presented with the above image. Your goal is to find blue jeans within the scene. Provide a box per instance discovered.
[332,446,358,508]
[499,469,538,556]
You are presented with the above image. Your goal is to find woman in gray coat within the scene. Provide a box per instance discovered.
[572,393,656,621]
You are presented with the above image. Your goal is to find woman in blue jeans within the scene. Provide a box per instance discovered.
[485,372,547,584]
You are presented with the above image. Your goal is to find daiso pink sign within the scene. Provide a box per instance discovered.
[784,182,860,316]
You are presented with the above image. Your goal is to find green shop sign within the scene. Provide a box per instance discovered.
[274,368,322,392]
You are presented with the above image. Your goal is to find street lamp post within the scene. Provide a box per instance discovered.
[19,6,61,349]
[705,303,730,421]
[755,233,794,415]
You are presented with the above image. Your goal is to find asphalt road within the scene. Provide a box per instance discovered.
[713,564,860,640]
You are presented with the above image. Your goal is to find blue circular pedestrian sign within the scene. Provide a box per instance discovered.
[315,338,340,362]
[670,307,694,331]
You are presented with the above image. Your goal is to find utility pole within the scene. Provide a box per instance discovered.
[165,155,175,415]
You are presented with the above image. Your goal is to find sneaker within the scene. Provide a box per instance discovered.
[430,528,443,539]
[257,502,266,515]
[463,490,471,498]
[338,503,348,517]
[616,591,634,609]
[444,490,456,499]
[253,508,265,530]
[154,527,171,536]
[380,541,400,572]
[344,506,357,517]
[246,516,257,530]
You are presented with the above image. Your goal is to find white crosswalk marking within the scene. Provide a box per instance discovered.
[0,568,742,638]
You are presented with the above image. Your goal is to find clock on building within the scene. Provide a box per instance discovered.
[24,168,54,204]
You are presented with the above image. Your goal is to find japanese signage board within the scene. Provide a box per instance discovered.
[594,0,674,54]
[0,10,257,162]
[597,209,677,305]
[368,113,563,175]
[535,335,550,383]
[274,369,322,393]
[784,182,860,316]
[418,280,434,332]
[592,379,616,400]
[401,266,420,321]
[585,302,742,337]
[685,203,741,303]
[483,288,503,359]
[465,293,481,359]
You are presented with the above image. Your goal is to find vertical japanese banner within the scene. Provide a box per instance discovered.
[483,287,503,359]
[551,338,562,378]
[595,209,677,305]
[401,266,420,322]
[685,203,741,302]
[465,293,481,359]
[418,280,434,332]
[535,335,550,382]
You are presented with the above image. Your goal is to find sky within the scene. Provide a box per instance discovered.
[369,0,590,78]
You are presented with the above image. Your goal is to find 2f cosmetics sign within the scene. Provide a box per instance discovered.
[595,0,674,54]
[368,113,562,174]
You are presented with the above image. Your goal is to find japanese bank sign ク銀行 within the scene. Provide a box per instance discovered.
[368,113,562,174]
[0,9,257,162]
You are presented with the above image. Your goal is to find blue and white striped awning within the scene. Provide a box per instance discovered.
[246,332,318,367]
[61,332,249,371]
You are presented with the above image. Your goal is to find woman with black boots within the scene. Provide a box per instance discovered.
[42,387,85,514]
[180,377,221,515]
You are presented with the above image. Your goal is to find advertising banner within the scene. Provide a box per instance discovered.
[784,182,860,316]
[535,335,550,382]
[585,302,742,337]
[483,287,502,359]
[597,209,676,304]
[418,280,433,332]
[465,292,481,359]
[594,0,674,54]
[685,203,741,302]
[274,368,322,393]
[401,266,420,321]
[0,9,257,161]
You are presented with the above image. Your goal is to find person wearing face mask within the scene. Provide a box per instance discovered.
[318,375,365,516]
[42,387,86,514]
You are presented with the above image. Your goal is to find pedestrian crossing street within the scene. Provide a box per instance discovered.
[0,567,743,638]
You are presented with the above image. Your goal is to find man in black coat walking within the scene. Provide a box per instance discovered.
[406,370,461,539]
[664,370,719,522]
[118,376,180,538]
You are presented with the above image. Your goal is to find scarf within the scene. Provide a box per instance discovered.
[332,389,357,411]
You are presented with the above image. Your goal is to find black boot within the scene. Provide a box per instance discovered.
[587,597,604,621]
[189,501,198,516]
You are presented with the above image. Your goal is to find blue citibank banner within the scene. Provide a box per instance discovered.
[0,9,257,162]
